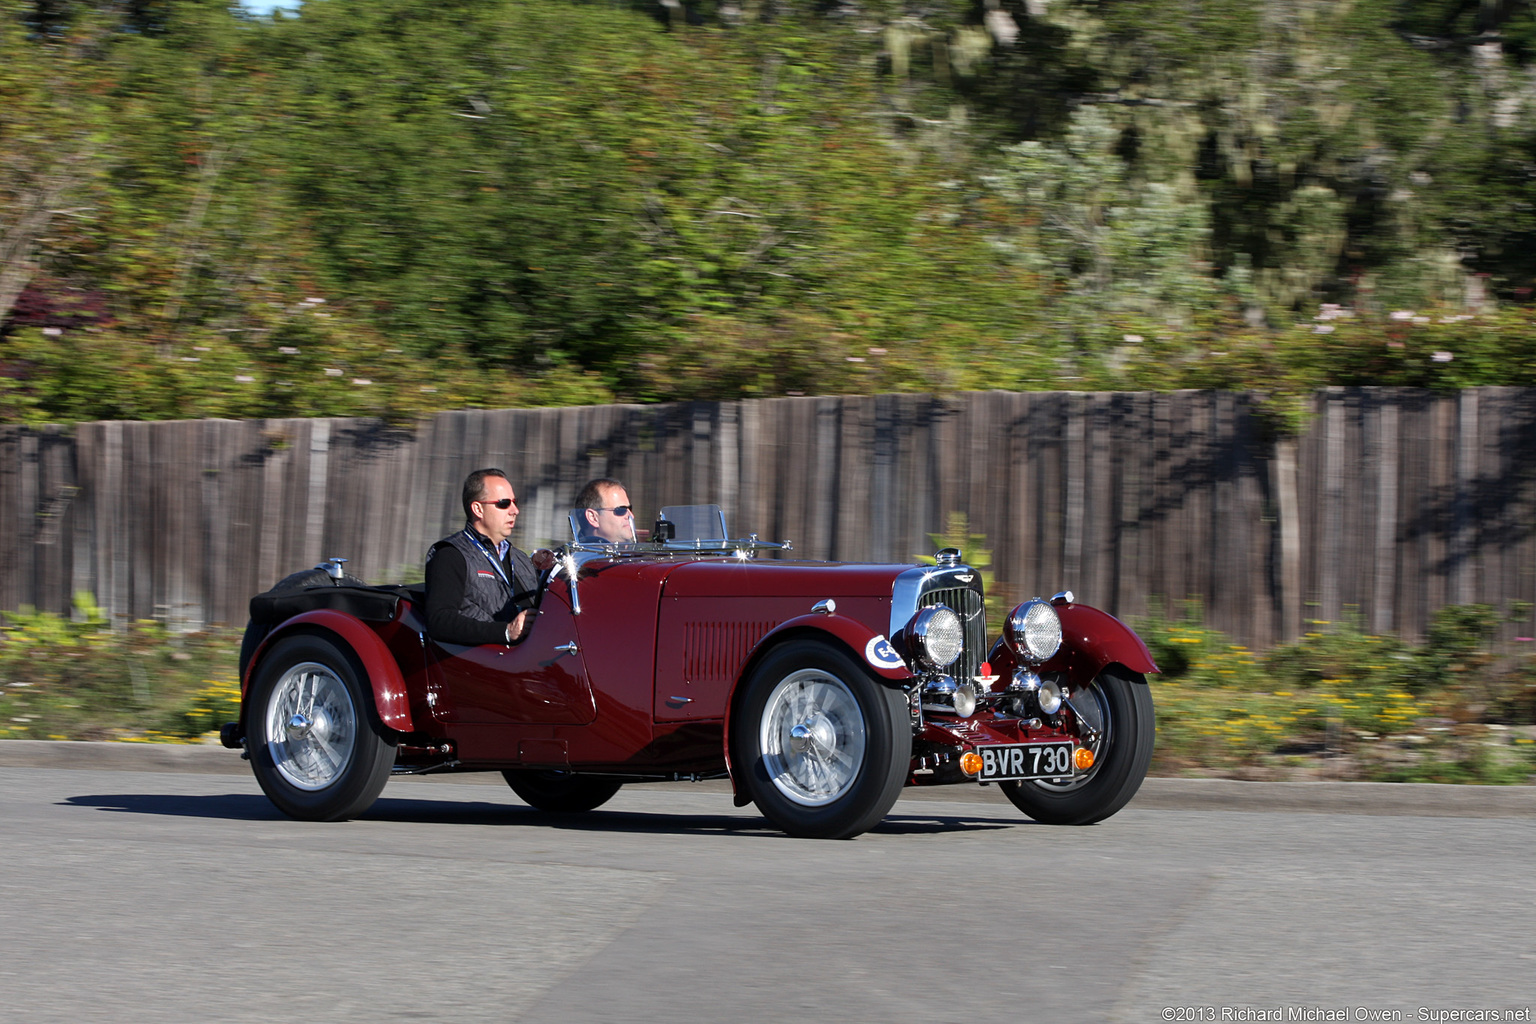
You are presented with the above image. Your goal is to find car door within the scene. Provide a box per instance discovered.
[426,579,597,725]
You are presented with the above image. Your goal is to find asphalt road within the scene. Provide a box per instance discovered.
[3,759,1534,1024]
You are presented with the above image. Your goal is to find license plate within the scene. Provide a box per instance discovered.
[977,742,1076,781]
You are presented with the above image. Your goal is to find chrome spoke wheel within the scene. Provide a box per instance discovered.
[264,661,357,791]
[760,669,867,807]
[999,668,1154,826]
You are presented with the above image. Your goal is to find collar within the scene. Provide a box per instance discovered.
[465,523,510,560]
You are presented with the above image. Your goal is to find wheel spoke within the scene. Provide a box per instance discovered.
[827,745,855,773]
[310,728,341,771]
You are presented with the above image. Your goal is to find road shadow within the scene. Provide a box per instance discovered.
[871,812,1026,835]
[369,797,771,836]
[61,791,1025,837]
[63,792,287,820]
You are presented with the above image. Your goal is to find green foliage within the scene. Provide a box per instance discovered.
[0,595,241,741]
[1139,603,1536,782]
[172,679,241,741]
[3,0,1536,425]
[986,106,1223,325]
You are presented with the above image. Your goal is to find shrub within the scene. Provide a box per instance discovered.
[0,596,242,742]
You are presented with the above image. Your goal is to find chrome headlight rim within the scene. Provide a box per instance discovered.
[1006,598,1063,665]
[907,605,964,670]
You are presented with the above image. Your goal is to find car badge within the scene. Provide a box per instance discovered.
[955,574,973,582]
[865,635,905,670]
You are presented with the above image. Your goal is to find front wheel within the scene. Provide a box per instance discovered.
[247,634,395,821]
[502,770,622,813]
[733,640,910,840]
[1000,667,1154,825]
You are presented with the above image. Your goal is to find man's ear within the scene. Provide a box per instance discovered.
[584,508,601,527]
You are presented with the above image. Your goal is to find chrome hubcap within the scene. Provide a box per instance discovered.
[265,662,356,791]
[761,669,866,807]
[788,714,838,760]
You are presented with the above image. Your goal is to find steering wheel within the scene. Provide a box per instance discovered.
[532,545,569,609]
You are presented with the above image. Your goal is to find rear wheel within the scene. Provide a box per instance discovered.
[734,640,910,839]
[1000,667,1154,825]
[502,770,623,813]
[247,634,395,821]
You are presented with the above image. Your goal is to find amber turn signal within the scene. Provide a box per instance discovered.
[960,751,984,776]
[1074,746,1096,770]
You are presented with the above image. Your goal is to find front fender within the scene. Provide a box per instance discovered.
[751,613,915,683]
[243,609,414,733]
[1051,603,1159,677]
[721,613,914,804]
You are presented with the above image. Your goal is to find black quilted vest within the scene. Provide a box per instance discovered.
[428,527,534,623]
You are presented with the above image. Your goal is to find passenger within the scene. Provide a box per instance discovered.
[573,477,636,544]
[425,468,538,645]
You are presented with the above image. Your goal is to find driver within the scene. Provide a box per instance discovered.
[573,477,636,544]
[425,468,537,645]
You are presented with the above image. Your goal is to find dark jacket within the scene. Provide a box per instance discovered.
[424,526,539,645]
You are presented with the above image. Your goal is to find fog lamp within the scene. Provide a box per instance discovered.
[1036,679,1064,716]
[959,751,984,776]
[952,679,978,718]
[1074,746,1095,771]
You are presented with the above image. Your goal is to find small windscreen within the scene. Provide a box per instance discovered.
[657,504,728,542]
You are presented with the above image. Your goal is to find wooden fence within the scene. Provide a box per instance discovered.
[3,387,1534,647]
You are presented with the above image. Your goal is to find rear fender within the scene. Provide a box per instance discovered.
[242,609,414,734]
[721,613,914,804]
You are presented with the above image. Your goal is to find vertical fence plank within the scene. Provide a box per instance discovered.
[70,425,98,620]
[1372,396,1400,635]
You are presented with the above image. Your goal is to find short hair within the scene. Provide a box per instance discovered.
[574,477,626,510]
[462,468,508,520]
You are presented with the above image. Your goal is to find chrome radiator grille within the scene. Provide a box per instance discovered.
[918,586,986,681]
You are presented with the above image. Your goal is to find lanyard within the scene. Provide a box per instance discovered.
[464,528,511,588]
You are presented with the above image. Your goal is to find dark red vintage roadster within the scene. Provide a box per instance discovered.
[226,505,1157,839]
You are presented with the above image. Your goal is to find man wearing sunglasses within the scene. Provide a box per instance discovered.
[425,468,539,646]
[574,477,636,545]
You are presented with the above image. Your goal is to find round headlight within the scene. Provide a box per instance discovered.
[908,605,963,669]
[1006,598,1062,665]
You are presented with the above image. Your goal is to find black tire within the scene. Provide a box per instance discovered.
[247,634,395,821]
[733,640,911,840]
[1000,667,1154,825]
[502,770,623,813]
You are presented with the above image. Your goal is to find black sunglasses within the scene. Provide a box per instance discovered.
[479,498,515,510]
[596,505,632,517]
